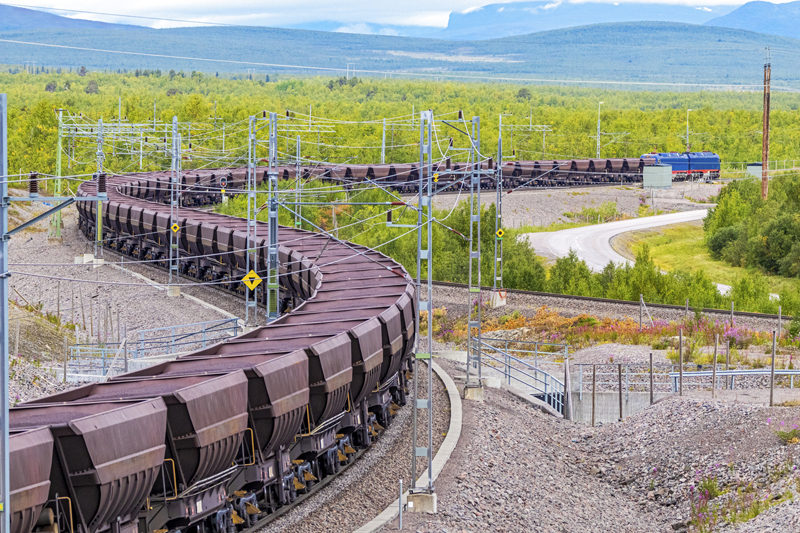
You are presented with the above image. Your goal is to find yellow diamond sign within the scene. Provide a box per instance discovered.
[221,189,226,194]
[434,173,439,183]
[496,228,505,239]
[242,270,262,291]
[171,223,180,233]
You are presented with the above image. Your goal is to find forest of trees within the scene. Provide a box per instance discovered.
[4,70,800,315]
[216,180,800,317]
[705,172,800,280]
[5,70,800,186]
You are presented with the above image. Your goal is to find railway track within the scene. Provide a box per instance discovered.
[10,167,418,533]
[429,280,792,321]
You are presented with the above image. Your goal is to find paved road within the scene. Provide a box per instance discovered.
[520,210,737,295]
[522,210,708,272]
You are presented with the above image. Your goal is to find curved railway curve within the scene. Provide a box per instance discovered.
[9,167,418,533]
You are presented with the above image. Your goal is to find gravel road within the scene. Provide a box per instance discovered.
[522,210,707,268]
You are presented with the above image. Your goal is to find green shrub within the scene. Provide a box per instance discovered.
[707,225,741,259]
[776,428,800,445]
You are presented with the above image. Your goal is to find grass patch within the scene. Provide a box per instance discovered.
[613,221,800,296]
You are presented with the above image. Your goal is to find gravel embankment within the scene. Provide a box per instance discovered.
[392,358,669,533]
[8,356,74,406]
[9,207,237,346]
[584,397,800,531]
[424,182,720,229]
[259,362,448,533]
[430,284,785,334]
[389,359,800,533]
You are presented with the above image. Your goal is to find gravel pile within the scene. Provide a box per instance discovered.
[426,182,720,229]
[582,398,800,531]
[259,362,448,533]
[387,361,800,533]
[393,358,668,533]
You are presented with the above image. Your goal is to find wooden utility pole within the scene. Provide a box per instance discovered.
[762,47,771,200]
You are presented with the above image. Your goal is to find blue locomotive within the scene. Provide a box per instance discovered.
[641,151,720,180]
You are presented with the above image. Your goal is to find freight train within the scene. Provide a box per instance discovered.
[250,153,719,193]
[9,150,722,533]
[9,167,417,533]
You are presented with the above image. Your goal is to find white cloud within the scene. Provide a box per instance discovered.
[335,23,374,34]
[23,0,789,31]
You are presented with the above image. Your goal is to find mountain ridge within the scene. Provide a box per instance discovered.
[705,1,800,40]
[2,20,798,87]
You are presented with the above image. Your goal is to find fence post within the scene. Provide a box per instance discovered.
[592,365,596,427]
[649,352,654,405]
[563,358,572,421]
[124,340,128,373]
[399,479,403,529]
[685,298,689,318]
[730,301,734,326]
[779,306,782,336]
[770,330,776,407]
[712,334,718,399]
[679,329,683,397]
[639,294,643,331]
[625,365,629,402]
[618,363,623,421]
[62,337,67,383]
[726,340,730,389]
[579,365,583,402]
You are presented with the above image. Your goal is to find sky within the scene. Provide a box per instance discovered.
[4,0,792,30]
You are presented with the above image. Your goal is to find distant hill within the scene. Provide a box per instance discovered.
[705,1,800,40]
[443,1,738,40]
[1,21,799,87]
[0,5,138,32]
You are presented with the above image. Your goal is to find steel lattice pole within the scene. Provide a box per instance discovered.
[0,92,10,533]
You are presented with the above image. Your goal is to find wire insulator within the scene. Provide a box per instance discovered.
[28,172,39,197]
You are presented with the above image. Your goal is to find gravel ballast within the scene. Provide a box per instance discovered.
[258,362,449,533]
